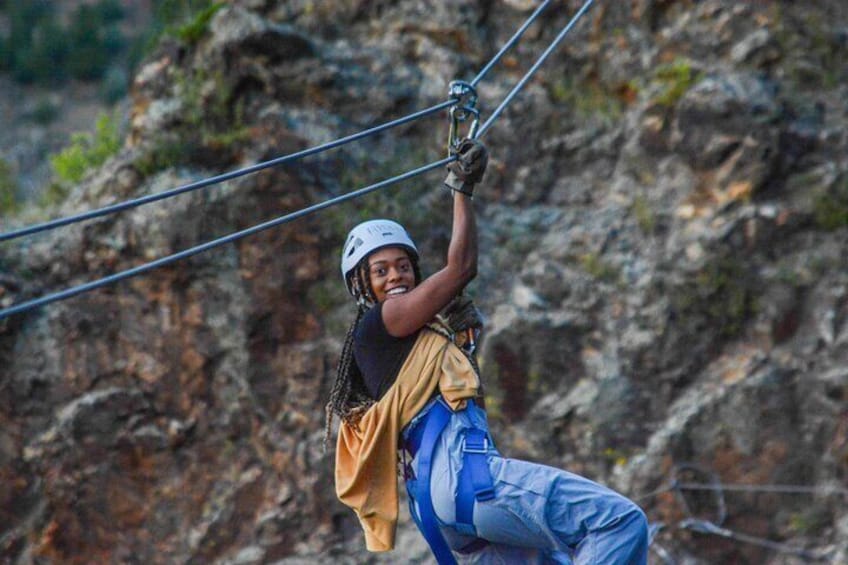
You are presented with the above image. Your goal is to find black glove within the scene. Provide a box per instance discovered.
[441,295,482,331]
[444,138,488,196]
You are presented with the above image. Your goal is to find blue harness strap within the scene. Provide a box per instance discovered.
[403,399,496,564]
[454,426,496,535]
[407,399,456,565]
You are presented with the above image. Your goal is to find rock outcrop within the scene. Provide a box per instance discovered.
[2,1,847,563]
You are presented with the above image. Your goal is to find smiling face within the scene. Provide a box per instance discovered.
[367,246,416,303]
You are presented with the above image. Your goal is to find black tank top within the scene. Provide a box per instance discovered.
[353,303,419,400]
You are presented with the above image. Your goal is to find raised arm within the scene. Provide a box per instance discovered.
[381,140,488,337]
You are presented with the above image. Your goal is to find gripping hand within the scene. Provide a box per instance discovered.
[444,138,488,197]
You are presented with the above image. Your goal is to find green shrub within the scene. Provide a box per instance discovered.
[50,112,122,184]
[13,18,69,84]
[654,58,701,107]
[548,76,626,124]
[133,137,194,177]
[671,257,756,338]
[38,182,70,209]
[580,252,621,284]
[27,98,59,125]
[0,0,127,86]
[813,178,848,231]
[174,2,225,45]
[631,194,657,234]
[0,158,19,215]
[132,0,223,57]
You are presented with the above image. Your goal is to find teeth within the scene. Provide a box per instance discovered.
[387,287,407,295]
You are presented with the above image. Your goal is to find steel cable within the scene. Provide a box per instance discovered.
[0,100,455,243]
[0,0,598,319]
[678,519,830,561]
[638,463,843,563]
[470,0,553,87]
[676,481,848,497]
[476,0,595,140]
[0,0,560,243]
[0,158,454,320]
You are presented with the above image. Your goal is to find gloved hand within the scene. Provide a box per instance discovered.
[444,138,488,196]
[441,295,484,332]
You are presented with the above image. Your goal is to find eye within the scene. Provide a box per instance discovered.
[399,262,411,272]
[371,266,387,277]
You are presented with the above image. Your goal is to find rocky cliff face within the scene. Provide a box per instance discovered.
[1,1,847,563]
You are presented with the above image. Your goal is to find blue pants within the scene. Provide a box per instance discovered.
[403,400,648,564]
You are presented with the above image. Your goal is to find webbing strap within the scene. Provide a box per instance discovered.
[455,426,495,536]
[410,400,457,565]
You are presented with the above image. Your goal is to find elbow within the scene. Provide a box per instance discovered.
[446,255,477,286]
[460,262,477,284]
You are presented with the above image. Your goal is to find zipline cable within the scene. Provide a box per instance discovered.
[475,0,595,140]
[0,100,455,243]
[676,481,848,497]
[0,158,454,320]
[0,0,560,243]
[639,463,842,563]
[0,0,599,320]
[470,0,553,87]
[678,518,829,561]
[637,480,848,500]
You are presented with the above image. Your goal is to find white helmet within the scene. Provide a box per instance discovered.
[340,219,418,296]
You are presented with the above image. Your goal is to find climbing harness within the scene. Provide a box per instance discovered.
[0,0,598,321]
[403,398,455,564]
[402,397,495,565]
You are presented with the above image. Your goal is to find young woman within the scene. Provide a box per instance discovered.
[327,139,649,564]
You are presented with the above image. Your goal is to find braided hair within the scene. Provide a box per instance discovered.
[324,254,422,449]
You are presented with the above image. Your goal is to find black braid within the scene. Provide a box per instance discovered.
[324,251,423,450]
[324,263,375,449]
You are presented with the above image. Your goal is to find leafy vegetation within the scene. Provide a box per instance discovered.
[0,1,124,85]
[0,158,19,215]
[0,0,225,100]
[671,257,757,338]
[579,252,621,284]
[50,112,122,184]
[631,194,657,234]
[25,98,60,125]
[173,2,226,45]
[133,67,250,177]
[130,0,224,62]
[548,76,629,125]
[772,4,846,90]
[813,178,848,231]
[653,58,701,107]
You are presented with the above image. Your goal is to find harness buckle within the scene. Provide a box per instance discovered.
[474,485,496,502]
[461,433,489,454]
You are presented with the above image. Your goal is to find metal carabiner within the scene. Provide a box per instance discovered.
[449,80,478,109]
[447,80,480,156]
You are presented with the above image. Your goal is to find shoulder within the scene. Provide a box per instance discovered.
[355,303,389,343]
